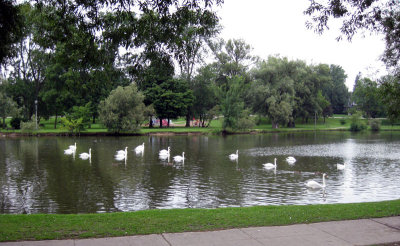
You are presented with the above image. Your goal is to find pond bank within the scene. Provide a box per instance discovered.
[3,126,399,137]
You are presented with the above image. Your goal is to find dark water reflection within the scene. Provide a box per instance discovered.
[1,131,400,214]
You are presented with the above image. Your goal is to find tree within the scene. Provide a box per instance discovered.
[151,78,194,127]
[291,61,324,125]
[250,57,295,129]
[220,76,245,130]
[379,75,400,122]
[192,65,219,127]
[98,84,145,133]
[0,0,23,65]
[0,91,17,128]
[352,77,385,118]
[169,9,219,127]
[209,38,256,87]
[317,90,333,123]
[304,0,399,69]
[326,65,349,114]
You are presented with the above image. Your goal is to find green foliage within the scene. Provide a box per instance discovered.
[349,111,367,132]
[0,0,24,64]
[379,75,400,123]
[340,118,346,125]
[352,77,385,118]
[152,79,194,126]
[68,103,92,128]
[236,109,255,130]
[250,57,295,128]
[220,76,245,130]
[204,105,220,127]
[192,65,219,125]
[0,91,18,127]
[20,117,38,133]
[98,84,145,133]
[60,117,84,134]
[369,119,381,132]
[322,65,349,114]
[305,0,399,71]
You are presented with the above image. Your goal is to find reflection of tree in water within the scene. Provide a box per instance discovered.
[0,138,53,213]
[45,147,119,213]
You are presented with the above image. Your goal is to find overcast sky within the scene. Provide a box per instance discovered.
[216,0,387,91]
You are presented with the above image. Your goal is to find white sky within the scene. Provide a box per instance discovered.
[216,0,387,91]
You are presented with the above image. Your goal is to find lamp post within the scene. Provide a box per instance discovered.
[35,100,38,129]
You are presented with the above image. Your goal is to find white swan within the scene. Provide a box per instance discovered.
[116,147,128,155]
[286,156,296,163]
[173,152,185,162]
[306,173,327,189]
[263,158,277,170]
[159,146,170,155]
[115,148,127,160]
[68,142,77,151]
[79,148,91,160]
[159,154,170,161]
[135,143,144,153]
[337,163,345,170]
[229,150,239,160]
[64,148,75,155]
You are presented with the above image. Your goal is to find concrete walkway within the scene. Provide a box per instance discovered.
[1,216,400,246]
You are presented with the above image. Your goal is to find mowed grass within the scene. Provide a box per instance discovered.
[1,115,400,134]
[0,200,399,242]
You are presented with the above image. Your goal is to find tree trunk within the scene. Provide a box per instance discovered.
[149,116,153,128]
[159,118,162,128]
[2,116,5,128]
[54,113,58,129]
[167,117,170,127]
[185,113,191,127]
[92,114,96,124]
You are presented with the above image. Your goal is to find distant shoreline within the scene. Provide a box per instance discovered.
[2,127,400,137]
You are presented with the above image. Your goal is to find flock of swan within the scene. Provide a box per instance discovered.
[64,143,343,190]
[64,142,186,163]
[64,142,92,161]
[158,146,185,163]
[229,149,345,190]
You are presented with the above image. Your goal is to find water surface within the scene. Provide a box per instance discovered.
[1,131,399,214]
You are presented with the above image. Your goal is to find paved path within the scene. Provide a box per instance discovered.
[1,216,400,246]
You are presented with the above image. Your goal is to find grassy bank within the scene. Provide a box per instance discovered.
[0,200,399,242]
[1,115,400,135]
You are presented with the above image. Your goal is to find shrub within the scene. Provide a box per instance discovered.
[99,84,145,133]
[21,120,38,133]
[340,118,346,125]
[369,119,381,131]
[10,117,22,129]
[237,117,255,130]
[349,111,366,132]
[68,103,92,128]
[60,117,84,134]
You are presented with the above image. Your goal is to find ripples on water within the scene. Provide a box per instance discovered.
[1,132,400,214]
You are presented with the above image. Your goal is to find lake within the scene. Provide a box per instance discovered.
[1,131,400,214]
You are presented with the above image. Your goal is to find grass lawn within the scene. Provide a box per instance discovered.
[1,115,400,134]
[0,200,399,242]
